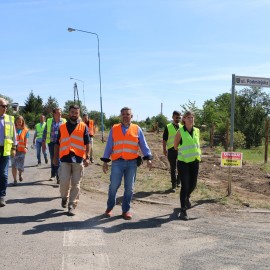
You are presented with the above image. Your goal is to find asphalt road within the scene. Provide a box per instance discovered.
[1,132,270,270]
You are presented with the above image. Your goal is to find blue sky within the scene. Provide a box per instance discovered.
[1,0,270,121]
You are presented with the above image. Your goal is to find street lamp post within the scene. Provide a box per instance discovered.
[70,77,85,107]
[68,27,104,143]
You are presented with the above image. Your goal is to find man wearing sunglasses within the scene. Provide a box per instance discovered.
[0,98,16,207]
[162,110,182,192]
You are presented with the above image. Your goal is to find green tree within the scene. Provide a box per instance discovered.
[88,110,106,130]
[43,96,59,117]
[235,87,269,148]
[202,93,231,135]
[106,115,121,128]
[145,117,151,127]
[151,114,168,129]
[23,112,38,129]
[23,90,43,114]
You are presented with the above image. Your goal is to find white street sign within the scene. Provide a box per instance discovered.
[235,75,270,88]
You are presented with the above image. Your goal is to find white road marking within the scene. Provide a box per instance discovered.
[63,228,105,246]
[62,253,111,270]
[62,227,111,269]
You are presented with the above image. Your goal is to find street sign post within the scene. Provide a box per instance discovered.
[229,74,270,196]
[235,75,270,87]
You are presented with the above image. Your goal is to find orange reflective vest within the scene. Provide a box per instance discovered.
[111,123,139,161]
[59,122,86,159]
[17,128,28,153]
[86,120,94,136]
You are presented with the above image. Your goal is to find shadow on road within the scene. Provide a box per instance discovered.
[191,198,222,209]
[7,196,60,204]
[8,179,59,188]
[133,189,175,198]
[21,208,187,235]
[0,209,65,225]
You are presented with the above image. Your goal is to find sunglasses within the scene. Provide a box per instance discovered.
[0,105,8,108]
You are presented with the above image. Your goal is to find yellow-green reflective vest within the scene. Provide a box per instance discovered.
[35,122,46,139]
[46,118,66,143]
[166,123,180,149]
[3,115,14,156]
[177,126,201,163]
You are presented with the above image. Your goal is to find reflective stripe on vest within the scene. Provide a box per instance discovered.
[3,115,14,156]
[111,123,139,161]
[17,128,28,153]
[59,122,86,159]
[177,126,201,163]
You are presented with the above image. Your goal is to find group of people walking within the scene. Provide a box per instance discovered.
[0,96,201,220]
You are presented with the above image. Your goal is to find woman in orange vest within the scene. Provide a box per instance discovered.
[11,115,29,186]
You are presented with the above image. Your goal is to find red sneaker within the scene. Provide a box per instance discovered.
[122,212,132,220]
[104,209,113,217]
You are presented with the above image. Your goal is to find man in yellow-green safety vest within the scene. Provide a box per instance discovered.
[162,110,182,192]
[42,108,66,184]
[33,115,48,166]
[0,97,17,207]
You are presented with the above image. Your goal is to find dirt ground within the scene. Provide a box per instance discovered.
[82,132,270,210]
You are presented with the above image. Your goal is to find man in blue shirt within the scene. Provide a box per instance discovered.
[101,107,153,220]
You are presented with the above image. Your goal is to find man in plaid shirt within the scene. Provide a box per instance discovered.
[42,108,66,184]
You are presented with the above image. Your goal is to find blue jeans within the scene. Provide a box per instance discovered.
[48,142,60,178]
[36,140,48,163]
[0,155,10,198]
[107,159,137,213]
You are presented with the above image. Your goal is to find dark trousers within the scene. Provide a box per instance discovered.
[167,148,180,187]
[177,160,199,208]
[0,154,9,198]
[48,142,59,178]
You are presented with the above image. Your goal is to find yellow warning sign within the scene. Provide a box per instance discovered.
[221,152,242,168]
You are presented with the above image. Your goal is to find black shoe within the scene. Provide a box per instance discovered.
[179,208,188,220]
[56,175,60,184]
[171,187,176,193]
[90,157,94,163]
[67,206,75,216]
[45,158,48,164]
[61,198,67,208]
[185,198,192,209]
